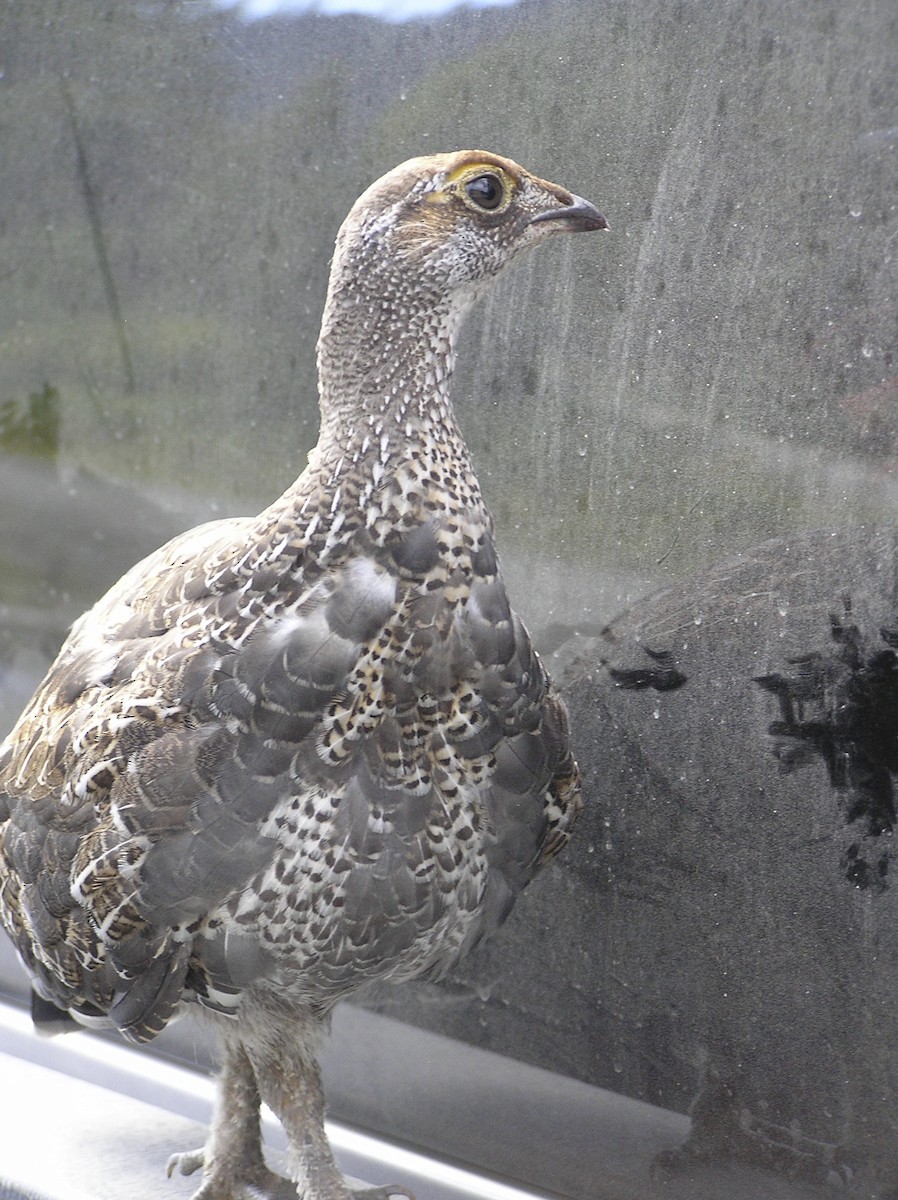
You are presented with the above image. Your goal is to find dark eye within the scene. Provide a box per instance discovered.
[465,173,505,211]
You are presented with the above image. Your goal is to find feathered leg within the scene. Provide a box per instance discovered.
[242,1023,414,1200]
[167,1034,294,1199]
[168,1020,412,1200]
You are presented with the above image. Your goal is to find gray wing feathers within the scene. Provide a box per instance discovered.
[0,516,577,1036]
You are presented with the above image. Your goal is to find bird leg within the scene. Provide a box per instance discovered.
[167,1035,295,1199]
[242,1033,414,1200]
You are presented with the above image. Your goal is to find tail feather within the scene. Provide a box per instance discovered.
[30,990,79,1036]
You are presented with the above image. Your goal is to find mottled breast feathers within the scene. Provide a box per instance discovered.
[0,484,579,1041]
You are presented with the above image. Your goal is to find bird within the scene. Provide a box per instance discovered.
[0,150,605,1200]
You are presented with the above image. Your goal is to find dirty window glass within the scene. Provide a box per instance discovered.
[1,2,897,1198]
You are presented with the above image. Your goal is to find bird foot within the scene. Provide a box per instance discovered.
[166,1149,413,1200]
[166,1147,297,1199]
[351,1189,415,1200]
[168,1148,205,1178]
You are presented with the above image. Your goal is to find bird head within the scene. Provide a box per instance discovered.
[317,151,606,417]
[328,150,607,314]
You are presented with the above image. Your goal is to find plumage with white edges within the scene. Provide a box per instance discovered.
[0,151,605,1199]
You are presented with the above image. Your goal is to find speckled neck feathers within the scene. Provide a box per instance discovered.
[313,182,477,512]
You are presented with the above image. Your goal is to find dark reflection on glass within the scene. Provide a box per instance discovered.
[554,523,898,1192]
[1,0,897,1196]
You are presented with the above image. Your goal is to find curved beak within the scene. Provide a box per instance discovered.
[531,193,608,233]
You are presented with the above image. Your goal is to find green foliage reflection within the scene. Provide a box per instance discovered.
[0,386,61,461]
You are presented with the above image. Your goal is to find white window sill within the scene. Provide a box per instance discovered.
[0,998,831,1199]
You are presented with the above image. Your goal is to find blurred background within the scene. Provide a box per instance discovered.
[1,1,897,1197]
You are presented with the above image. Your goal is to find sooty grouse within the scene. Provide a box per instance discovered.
[0,151,605,1199]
